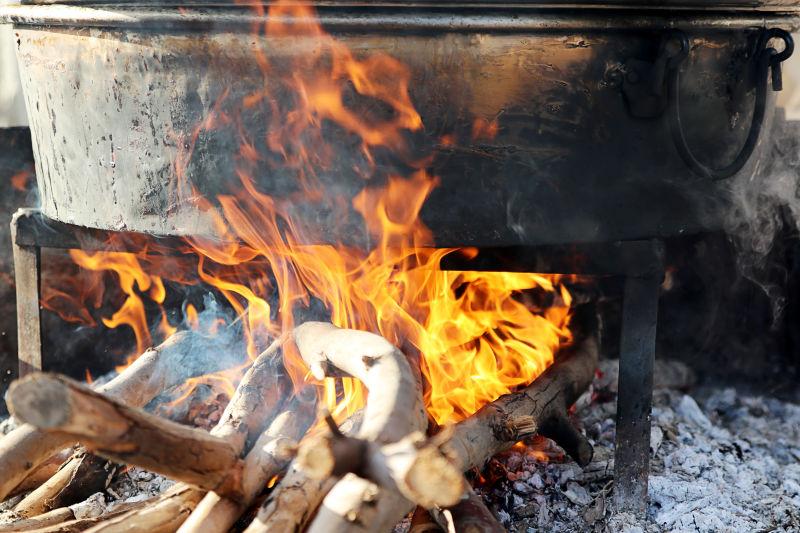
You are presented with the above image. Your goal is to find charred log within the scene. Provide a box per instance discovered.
[14,451,115,517]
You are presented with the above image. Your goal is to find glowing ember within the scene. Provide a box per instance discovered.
[43,0,573,426]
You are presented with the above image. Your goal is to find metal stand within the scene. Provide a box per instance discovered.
[10,207,664,514]
[11,210,42,377]
[613,273,661,514]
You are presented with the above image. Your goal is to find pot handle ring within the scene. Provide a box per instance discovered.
[666,28,793,180]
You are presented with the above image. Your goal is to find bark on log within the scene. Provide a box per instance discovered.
[7,374,245,499]
[6,451,71,500]
[14,452,115,517]
[245,411,365,533]
[291,322,428,533]
[83,337,290,532]
[0,331,236,502]
[177,391,316,533]
[297,427,465,508]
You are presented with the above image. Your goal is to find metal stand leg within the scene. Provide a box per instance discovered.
[11,212,42,376]
[613,272,662,515]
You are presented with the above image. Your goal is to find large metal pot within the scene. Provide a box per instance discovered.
[1,1,799,247]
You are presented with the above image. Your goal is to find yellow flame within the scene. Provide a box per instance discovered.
[47,0,574,426]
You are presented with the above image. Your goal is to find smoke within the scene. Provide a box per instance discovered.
[725,111,800,325]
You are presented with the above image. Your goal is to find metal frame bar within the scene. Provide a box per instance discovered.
[11,210,42,377]
[613,272,662,514]
[10,207,664,515]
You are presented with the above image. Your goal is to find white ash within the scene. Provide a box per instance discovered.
[470,366,800,533]
[105,467,174,508]
[69,492,106,519]
[0,494,24,523]
[0,416,15,436]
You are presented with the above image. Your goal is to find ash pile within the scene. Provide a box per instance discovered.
[447,359,800,533]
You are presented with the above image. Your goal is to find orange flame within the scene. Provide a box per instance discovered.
[45,1,574,426]
[10,169,33,192]
[471,117,500,141]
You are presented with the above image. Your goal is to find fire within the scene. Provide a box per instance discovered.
[43,1,573,426]
[69,250,162,360]
[10,168,33,192]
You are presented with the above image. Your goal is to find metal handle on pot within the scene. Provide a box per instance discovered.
[666,28,794,180]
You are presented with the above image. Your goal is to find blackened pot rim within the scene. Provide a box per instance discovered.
[2,3,800,32]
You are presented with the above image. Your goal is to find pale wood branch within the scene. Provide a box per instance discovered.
[290,322,428,533]
[177,391,317,533]
[0,331,236,502]
[7,374,245,499]
[84,336,290,532]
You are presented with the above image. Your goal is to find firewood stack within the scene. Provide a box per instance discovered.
[0,315,598,532]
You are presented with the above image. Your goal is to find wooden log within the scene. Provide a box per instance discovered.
[446,334,598,471]
[245,411,365,533]
[7,374,245,499]
[243,466,337,533]
[431,487,506,533]
[177,391,317,533]
[409,507,443,533]
[0,331,237,502]
[0,498,148,533]
[14,451,115,517]
[297,422,465,508]
[291,322,428,533]
[84,486,203,533]
[297,327,598,514]
[6,451,71,500]
[85,337,290,532]
[398,332,599,509]
[0,508,73,533]
[291,323,427,443]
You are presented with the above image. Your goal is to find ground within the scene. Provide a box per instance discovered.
[476,366,800,533]
[2,361,800,532]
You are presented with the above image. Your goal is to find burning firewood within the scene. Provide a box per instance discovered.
[176,392,317,533]
[244,464,337,532]
[7,373,247,499]
[0,331,238,503]
[296,417,465,508]
[299,323,428,533]
[13,451,114,518]
[81,336,291,532]
[297,320,597,529]
[247,322,428,533]
[246,411,365,531]
[292,322,429,533]
[394,330,599,510]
